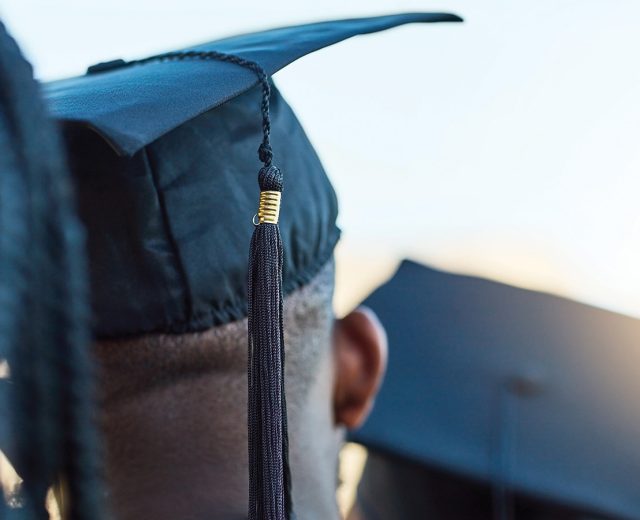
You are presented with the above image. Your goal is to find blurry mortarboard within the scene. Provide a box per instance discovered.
[0,21,103,517]
[352,260,640,519]
[43,14,462,520]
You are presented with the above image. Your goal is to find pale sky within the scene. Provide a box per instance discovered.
[1,0,639,317]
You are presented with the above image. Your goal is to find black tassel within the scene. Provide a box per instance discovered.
[248,164,292,520]
[119,49,293,520]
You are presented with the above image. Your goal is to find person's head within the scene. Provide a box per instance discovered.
[43,14,461,519]
[95,259,386,519]
[56,78,384,519]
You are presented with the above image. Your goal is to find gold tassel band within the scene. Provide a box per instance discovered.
[256,190,281,224]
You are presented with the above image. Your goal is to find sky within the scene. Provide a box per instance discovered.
[1,0,639,318]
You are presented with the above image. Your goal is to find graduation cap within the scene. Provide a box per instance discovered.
[43,13,462,520]
[351,260,640,519]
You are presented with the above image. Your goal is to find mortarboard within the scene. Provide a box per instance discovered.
[351,259,640,519]
[43,14,463,520]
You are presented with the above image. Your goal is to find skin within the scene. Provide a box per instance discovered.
[95,305,386,520]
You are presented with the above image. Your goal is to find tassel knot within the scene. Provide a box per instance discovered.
[258,164,282,192]
[259,143,274,166]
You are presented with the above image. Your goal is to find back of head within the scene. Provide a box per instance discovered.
[95,260,338,520]
[59,76,341,519]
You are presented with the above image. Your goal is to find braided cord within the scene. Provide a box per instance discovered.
[126,50,273,167]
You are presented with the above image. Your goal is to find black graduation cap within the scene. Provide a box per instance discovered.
[351,260,640,519]
[44,12,463,339]
[43,14,462,520]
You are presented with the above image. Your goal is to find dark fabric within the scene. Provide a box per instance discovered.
[351,260,640,519]
[44,13,462,156]
[357,449,619,520]
[63,85,339,337]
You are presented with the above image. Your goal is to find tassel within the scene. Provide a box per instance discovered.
[248,164,292,520]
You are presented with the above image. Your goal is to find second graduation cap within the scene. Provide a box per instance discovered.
[352,260,640,520]
[43,14,462,520]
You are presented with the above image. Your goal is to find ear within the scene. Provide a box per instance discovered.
[333,306,387,429]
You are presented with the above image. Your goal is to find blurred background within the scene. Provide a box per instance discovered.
[1,1,639,517]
